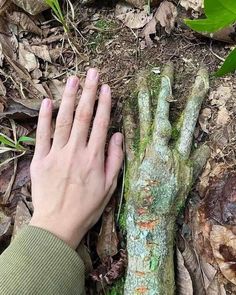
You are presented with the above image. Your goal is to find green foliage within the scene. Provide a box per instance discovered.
[185,0,236,32]
[185,0,236,76]
[215,47,236,77]
[107,278,125,295]
[0,133,35,152]
[45,0,69,32]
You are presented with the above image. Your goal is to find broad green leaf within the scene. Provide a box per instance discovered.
[185,0,236,32]
[215,47,236,77]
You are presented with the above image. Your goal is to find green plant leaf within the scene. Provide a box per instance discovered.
[17,136,35,144]
[0,133,16,148]
[215,47,236,77]
[185,0,236,32]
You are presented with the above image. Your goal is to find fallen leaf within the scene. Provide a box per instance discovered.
[199,107,211,133]
[210,225,236,285]
[115,3,152,29]
[141,1,177,46]
[97,199,119,260]
[209,85,232,107]
[6,11,42,35]
[180,0,203,12]
[0,0,10,15]
[177,235,206,294]
[0,78,6,96]
[18,43,38,72]
[0,18,18,60]
[216,107,230,127]
[0,211,11,237]
[154,1,177,34]
[201,171,236,225]
[11,0,49,15]
[11,200,31,239]
[176,247,193,295]
[28,45,52,63]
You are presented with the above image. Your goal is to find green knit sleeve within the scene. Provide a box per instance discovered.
[0,226,85,295]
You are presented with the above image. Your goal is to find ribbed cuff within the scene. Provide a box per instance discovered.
[0,225,85,295]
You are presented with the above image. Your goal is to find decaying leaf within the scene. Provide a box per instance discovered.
[28,45,52,63]
[199,107,211,133]
[210,225,236,285]
[176,248,193,295]
[0,211,11,238]
[115,3,152,29]
[0,0,11,15]
[0,78,6,96]
[6,11,42,35]
[11,0,49,15]
[11,200,31,239]
[216,107,230,127]
[18,43,38,72]
[97,200,119,260]
[141,1,177,46]
[177,236,206,294]
[180,0,203,12]
[0,18,17,60]
[209,85,232,108]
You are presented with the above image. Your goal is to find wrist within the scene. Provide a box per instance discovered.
[29,216,84,249]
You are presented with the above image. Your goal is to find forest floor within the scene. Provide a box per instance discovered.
[0,1,236,294]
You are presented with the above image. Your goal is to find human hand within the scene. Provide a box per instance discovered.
[30,69,124,249]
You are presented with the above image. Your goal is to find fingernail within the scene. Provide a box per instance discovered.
[87,68,98,80]
[101,84,110,94]
[67,76,79,88]
[42,98,51,108]
[114,133,123,146]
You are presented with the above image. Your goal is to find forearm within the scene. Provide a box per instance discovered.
[0,226,85,295]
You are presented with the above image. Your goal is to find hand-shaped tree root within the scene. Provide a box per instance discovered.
[123,63,210,295]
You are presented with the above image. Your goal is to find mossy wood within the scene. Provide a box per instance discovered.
[123,63,210,294]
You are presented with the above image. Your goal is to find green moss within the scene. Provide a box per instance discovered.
[88,19,117,51]
[107,277,125,295]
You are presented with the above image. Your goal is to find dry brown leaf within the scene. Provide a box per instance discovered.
[96,200,119,260]
[11,200,31,239]
[0,0,11,15]
[6,11,42,35]
[210,225,236,285]
[28,45,52,63]
[11,0,49,15]
[47,79,65,102]
[199,107,211,133]
[177,236,206,294]
[141,1,177,46]
[18,43,38,72]
[176,248,193,295]
[216,107,230,127]
[0,211,11,237]
[0,78,6,96]
[0,18,17,60]
[115,3,152,29]
[209,85,232,107]
[180,0,203,12]
[155,1,177,34]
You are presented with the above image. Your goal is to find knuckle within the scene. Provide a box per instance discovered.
[84,81,97,91]
[96,117,109,129]
[56,116,72,129]
[76,109,92,124]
